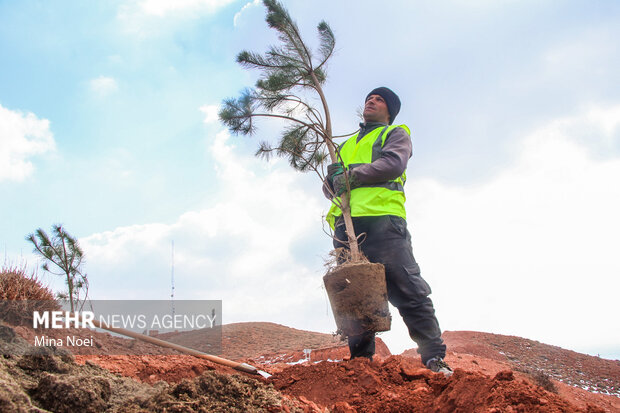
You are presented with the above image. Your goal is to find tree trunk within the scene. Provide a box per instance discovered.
[332,174,361,262]
[312,72,362,262]
[67,275,74,312]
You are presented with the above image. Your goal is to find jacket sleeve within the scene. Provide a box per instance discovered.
[351,127,412,184]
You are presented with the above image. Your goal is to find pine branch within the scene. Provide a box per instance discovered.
[219,89,256,135]
[316,21,335,71]
[28,232,65,272]
[255,141,275,161]
[236,50,275,69]
[276,125,328,172]
[263,0,313,70]
[332,129,359,139]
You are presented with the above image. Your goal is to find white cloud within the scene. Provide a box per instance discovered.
[543,26,618,79]
[90,76,119,97]
[199,104,219,124]
[381,104,620,357]
[234,0,261,27]
[81,129,330,328]
[573,105,620,150]
[0,104,55,182]
[137,0,235,17]
[117,0,235,36]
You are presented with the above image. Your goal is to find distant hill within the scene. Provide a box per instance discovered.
[159,321,346,360]
[402,330,620,398]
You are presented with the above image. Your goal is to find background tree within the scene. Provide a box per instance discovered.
[26,224,89,312]
[219,0,364,261]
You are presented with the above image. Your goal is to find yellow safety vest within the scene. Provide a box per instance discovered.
[326,124,410,229]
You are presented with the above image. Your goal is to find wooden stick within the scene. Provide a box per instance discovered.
[89,318,270,377]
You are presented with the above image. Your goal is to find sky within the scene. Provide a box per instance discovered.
[1,0,619,360]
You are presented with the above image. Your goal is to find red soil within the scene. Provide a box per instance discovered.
[74,354,234,384]
[270,356,603,412]
[16,322,619,412]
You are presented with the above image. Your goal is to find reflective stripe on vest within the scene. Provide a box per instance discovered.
[326,124,410,229]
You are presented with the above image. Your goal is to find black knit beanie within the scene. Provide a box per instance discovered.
[366,87,401,124]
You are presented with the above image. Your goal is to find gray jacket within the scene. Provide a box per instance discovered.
[323,122,412,199]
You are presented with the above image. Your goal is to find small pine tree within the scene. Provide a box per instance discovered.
[220,0,363,261]
[26,225,89,312]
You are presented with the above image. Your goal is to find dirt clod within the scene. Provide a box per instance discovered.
[32,373,111,413]
[118,371,301,413]
[494,370,515,381]
[17,346,73,373]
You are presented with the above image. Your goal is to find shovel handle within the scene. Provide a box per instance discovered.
[89,318,261,375]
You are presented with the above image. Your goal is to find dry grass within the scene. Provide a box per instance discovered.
[0,265,55,300]
[515,365,559,394]
[0,265,59,326]
[531,370,559,393]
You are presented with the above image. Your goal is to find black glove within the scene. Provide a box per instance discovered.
[333,171,361,196]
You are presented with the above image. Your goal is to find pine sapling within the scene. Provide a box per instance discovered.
[219,0,363,261]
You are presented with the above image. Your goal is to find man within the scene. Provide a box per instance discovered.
[323,87,452,376]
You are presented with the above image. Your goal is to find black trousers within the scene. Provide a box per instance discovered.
[334,215,446,365]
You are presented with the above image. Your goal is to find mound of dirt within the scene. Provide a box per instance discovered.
[270,355,606,412]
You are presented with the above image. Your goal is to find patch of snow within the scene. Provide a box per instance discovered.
[286,358,308,365]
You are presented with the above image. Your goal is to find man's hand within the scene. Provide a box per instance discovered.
[333,171,361,196]
[327,162,344,181]
[326,162,344,195]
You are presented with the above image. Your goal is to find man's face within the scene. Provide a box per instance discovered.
[363,94,390,124]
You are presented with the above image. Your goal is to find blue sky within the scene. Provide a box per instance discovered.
[1,0,619,360]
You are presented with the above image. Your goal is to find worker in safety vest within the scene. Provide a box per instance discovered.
[323,87,452,376]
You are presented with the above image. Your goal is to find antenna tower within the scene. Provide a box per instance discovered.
[171,240,175,317]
